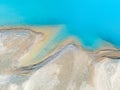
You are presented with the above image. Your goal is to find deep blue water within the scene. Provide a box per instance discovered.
[0,0,120,49]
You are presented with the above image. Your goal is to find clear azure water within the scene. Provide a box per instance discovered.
[0,0,120,49]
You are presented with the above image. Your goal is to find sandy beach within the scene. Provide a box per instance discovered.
[0,26,119,90]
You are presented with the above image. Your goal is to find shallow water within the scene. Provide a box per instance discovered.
[0,0,120,49]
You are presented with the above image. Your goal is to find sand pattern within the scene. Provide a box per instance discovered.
[0,26,119,90]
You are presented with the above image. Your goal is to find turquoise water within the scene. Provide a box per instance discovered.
[0,0,120,49]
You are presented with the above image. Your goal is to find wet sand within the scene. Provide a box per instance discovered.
[0,26,120,90]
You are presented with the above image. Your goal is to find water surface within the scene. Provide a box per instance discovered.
[0,0,120,49]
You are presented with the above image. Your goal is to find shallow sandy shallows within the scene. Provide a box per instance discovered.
[0,26,119,90]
